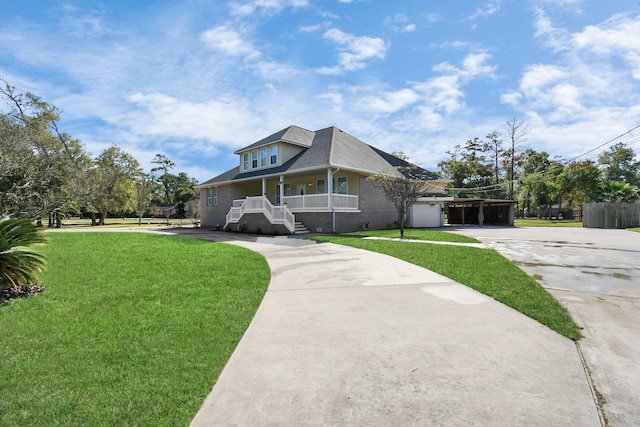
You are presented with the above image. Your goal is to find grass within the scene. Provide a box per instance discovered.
[0,232,270,426]
[629,227,640,233]
[515,218,583,227]
[343,228,480,243]
[308,230,582,341]
[58,217,186,228]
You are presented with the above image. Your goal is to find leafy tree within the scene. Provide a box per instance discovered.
[520,150,565,218]
[368,166,431,239]
[134,174,155,226]
[151,154,176,206]
[150,155,198,223]
[598,143,639,186]
[438,141,493,198]
[0,82,90,223]
[91,146,142,225]
[556,160,601,207]
[0,218,48,293]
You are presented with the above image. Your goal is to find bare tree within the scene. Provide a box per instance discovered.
[484,130,503,197]
[368,166,430,239]
[504,118,530,200]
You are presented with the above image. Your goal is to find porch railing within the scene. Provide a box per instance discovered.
[282,193,359,211]
[226,196,295,233]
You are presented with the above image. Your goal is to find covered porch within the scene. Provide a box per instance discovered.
[224,169,361,233]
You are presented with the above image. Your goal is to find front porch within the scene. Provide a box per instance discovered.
[281,193,359,212]
[225,193,360,234]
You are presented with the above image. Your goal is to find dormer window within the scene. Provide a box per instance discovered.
[240,143,280,171]
[260,148,268,167]
[243,153,250,171]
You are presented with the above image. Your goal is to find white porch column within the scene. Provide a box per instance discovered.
[262,178,266,196]
[279,175,284,206]
[327,168,333,209]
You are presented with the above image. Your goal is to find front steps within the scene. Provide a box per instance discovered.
[293,221,310,234]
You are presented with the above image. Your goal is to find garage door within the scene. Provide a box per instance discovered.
[411,203,442,228]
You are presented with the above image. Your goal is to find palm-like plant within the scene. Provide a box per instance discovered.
[597,181,639,203]
[0,218,48,292]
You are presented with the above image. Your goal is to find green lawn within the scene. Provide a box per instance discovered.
[343,228,480,243]
[309,230,581,341]
[0,232,269,426]
[515,218,583,227]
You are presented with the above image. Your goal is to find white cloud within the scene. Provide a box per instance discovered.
[317,28,388,74]
[346,51,496,120]
[532,7,571,52]
[199,26,260,59]
[432,51,496,80]
[506,11,640,121]
[125,92,261,151]
[464,1,502,21]
[500,9,640,160]
[229,0,309,16]
[360,88,420,114]
[572,13,640,79]
[384,14,417,33]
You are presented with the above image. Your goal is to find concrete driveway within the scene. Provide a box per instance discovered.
[447,226,640,426]
[154,229,599,426]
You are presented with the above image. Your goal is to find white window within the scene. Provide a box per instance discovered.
[260,148,268,167]
[316,179,326,193]
[270,145,278,165]
[213,187,218,205]
[251,151,258,169]
[333,177,347,194]
[207,187,219,206]
[243,153,249,171]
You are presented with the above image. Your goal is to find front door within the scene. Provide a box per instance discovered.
[296,184,306,196]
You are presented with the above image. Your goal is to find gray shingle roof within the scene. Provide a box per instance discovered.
[199,125,438,186]
[233,125,315,154]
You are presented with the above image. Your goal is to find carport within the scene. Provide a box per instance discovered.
[446,199,515,226]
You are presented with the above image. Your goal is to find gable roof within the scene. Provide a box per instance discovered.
[199,125,440,186]
[234,125,315,153]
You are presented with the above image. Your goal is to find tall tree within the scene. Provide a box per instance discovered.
[556,160,601,207]
[484,130,504,197]
[520,151,564,219]
[151,154,176,206]
[91,146,142,225]
[598,143,639,186]
[438,141,493,198]
[134,174,155,226]
[504,118,530,200]
[0,81,90,222]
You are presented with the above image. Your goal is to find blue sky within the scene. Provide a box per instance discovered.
[2,0,640,182]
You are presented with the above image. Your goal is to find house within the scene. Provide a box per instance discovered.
[198,125,447,234]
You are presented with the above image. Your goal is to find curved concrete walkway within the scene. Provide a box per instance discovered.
[160,229,600,426]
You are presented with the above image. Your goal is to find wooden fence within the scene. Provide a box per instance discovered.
[582,202,640,228]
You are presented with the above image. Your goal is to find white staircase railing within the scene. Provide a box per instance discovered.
[225,196,295,233]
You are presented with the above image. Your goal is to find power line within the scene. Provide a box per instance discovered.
[567,123,640,163]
